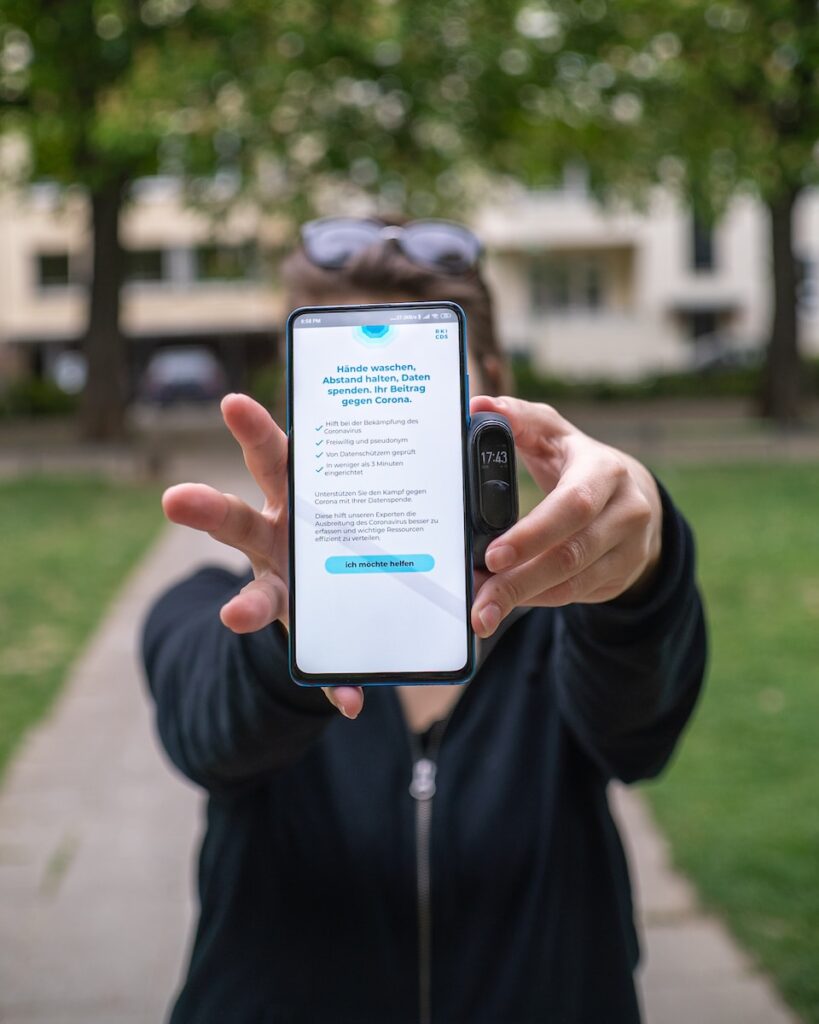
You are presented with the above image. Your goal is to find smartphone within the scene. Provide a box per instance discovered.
[286,300,475,685]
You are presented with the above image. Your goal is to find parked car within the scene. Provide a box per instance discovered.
[139,346,228,405]
[48,350,87,395]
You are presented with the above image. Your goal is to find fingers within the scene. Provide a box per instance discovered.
[219,579,365,719]
[483,451,623,573]
[221,393,288,508]
[220,573,289,633]
[219,576,365,720]
[472,486,657,636]
[162,484,277,565]
[470,394,569,457]
[524,548,629,608]
[322,685,365,720]
[473,517,617,636]
[468,394,663,635]
[471,543,621,637]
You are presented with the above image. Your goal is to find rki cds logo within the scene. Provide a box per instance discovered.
[353,324,396,348]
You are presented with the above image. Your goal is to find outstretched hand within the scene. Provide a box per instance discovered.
[161,394,364,720]
[161,392,663,716]
[469,395,663,639]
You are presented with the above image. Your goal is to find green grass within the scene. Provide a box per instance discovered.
[644,465,819,1022]
[519,462,819,1020]
[0,476,162,781]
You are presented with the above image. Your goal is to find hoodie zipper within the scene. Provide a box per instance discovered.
[408,715,450,1024]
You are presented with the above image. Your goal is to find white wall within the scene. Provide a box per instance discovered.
[475,187,819,378]
[2,178,819,376]
[0,181,284,348]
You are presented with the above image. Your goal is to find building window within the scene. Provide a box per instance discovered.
[691,216,716,272]
[126,248,165,283]
[688,309,719,339]
[194,242,258,282]
[36,253,71,289]
[530,253,604,315]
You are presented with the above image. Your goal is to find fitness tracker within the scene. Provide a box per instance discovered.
[468,411,518,569]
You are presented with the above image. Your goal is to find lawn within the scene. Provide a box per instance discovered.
[518,461,819,1020]
[0,476,163,781]
[644,463,819,1023]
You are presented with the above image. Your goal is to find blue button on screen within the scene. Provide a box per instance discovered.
[326,554,435,574]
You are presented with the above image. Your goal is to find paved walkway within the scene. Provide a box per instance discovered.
[0,456,801,1023]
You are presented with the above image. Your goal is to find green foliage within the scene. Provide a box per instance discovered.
[6,1,816,237]
[4,1,817,226]
[0,1,275,189]
[0,0,507,220]
[0,377,79,417]
[511,359,768,403]
[469,1,819,209]
[248,360,285,418]
[2,2,816,427]
[0,476,162,779]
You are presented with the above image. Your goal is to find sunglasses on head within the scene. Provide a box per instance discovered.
[300,217,483,275]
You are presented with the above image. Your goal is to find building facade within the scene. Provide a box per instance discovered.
[1,175,818,386]
[0,177,285,391]
[477,181,819,378]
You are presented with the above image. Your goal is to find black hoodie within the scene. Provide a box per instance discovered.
[142,483,706,1024]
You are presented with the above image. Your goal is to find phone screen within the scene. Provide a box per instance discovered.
[287,302,473,683]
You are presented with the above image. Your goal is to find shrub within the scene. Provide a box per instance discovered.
[0,378,79,418]
[248,361,285,418]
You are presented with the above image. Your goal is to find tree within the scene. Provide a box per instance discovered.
[0,0,516,437]
[0,1,278,436]
[462,0,819,423]
[650,0,819,423]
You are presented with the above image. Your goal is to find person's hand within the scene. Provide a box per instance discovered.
[161,393,364,720]
[469,395,663,639]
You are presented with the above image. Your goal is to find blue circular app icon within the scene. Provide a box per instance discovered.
[354,324,395,347]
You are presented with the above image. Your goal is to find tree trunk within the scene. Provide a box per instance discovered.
[79,179,128,440]
[760,188,803,425]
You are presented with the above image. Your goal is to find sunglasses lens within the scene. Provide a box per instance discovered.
[303,219,383,268]
[401,222,481,273]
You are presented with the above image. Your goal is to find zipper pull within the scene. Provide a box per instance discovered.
[409,757,437,800]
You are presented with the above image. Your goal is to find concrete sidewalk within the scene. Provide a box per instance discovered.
[0,461,800,1023]
[0,458,252,1024]
[610,787,799,1023]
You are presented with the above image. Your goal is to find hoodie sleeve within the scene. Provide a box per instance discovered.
[142,565,335,791]
[552,479,707,783]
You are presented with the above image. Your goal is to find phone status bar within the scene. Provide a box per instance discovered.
[293,307,458,329]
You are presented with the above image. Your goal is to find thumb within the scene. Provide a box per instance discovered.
[322,685,364,720]
[470,395,570,455]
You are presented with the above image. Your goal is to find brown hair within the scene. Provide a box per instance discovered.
[281,227,509,395]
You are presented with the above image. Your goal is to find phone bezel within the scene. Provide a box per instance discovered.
[286,300,475,686]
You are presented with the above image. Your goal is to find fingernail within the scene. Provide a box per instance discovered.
[485,545,514,572]
[478,602,502,636]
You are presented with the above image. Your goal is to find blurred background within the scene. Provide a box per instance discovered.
[0,1,817,1022]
